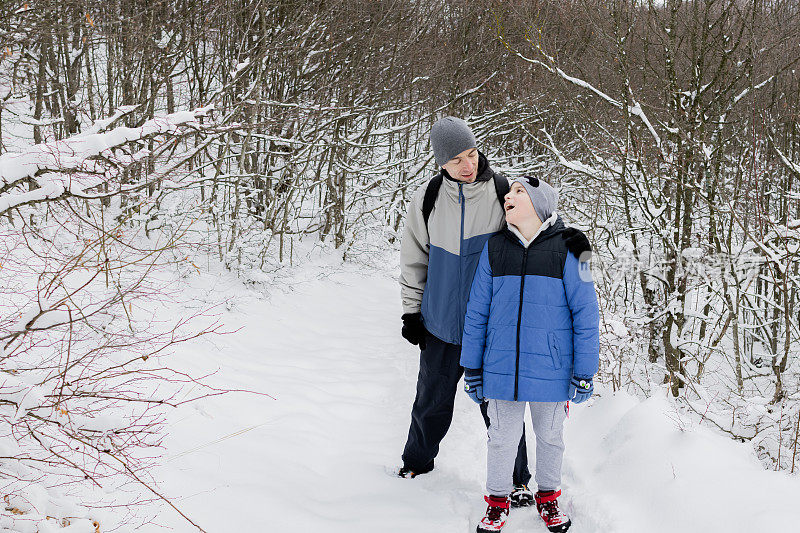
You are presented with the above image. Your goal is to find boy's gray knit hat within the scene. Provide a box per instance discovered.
[510,176,558,223]
[430,116,477,167]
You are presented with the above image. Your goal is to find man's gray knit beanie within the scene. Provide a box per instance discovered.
[510,176,559,223]
[430,116,477,167]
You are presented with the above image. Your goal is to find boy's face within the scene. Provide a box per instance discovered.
[504,182,540,227]
[442,148,479,183]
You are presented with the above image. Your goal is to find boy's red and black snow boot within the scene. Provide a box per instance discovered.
[476,495,510,532]
[534,490,571,533]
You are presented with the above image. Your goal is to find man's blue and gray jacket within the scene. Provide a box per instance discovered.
[460,216,600,402]
[399,153,506,345]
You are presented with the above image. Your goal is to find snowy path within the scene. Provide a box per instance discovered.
[141,264,800,533]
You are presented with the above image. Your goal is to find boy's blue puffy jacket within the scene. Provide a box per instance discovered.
[460,217,600,402]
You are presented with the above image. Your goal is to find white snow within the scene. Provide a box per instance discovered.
[627,100,661,147]
[130,257,800,533]
[10,305,70,332]
[0,108,209,211]
[0,373,46,421]
[514,50,663,151]
[567,393,800,532]
[231,59,250,78]
[541,130,604,179]
[732,76,775,107]
[0,182,65,213]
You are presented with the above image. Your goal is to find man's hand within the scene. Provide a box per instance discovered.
[464,368,484,404]
[562,227,592,261]
[568,375,594,404]
[401,313,427,350]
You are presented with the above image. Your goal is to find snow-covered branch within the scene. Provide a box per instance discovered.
[0,107,214,215]
[513,49,662,149]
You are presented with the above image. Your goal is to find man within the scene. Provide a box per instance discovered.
[397,116,529,502]
[398,117,590,507]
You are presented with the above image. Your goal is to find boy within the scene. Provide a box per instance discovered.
[460,177,599,533]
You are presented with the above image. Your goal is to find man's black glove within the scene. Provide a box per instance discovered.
[563,227,592,261]
[401,312,427,350]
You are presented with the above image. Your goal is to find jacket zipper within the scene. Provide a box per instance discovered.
[514,246,528,401]
[458,183,465,324]
[458,184,465,244]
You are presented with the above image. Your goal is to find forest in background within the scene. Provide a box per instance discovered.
[1,0,800,524]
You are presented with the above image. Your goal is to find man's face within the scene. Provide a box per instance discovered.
[442,148,479,183]
[504,182,539,227]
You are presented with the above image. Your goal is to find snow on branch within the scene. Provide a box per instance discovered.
[732,75,776,107]
[772,142,800,177]
[512,50,622,107]
[0,106,214,214]
[513,49,662,149]
[76,104,141,136]
[627,99,661,147]
[537,129,607,180]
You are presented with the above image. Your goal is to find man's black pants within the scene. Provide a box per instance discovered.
[401,332,532,485]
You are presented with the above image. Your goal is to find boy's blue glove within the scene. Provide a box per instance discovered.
[568,375,594,403]
[464,368,484,404]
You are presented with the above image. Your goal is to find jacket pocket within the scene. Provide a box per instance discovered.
[548,332,562,369]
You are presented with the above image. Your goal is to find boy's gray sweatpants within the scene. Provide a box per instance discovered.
[486,399,568,497]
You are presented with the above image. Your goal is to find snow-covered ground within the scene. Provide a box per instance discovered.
[138,254,800,533]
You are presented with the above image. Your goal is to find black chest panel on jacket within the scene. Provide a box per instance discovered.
[487,224,568,279]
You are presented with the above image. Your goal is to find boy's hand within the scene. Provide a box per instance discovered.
[401,313,427,350]
[563,227,592,261]
[464,368,484,404]
[569,375,594,403]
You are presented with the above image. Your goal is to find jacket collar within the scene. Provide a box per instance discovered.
[503,215,565,248]
[508,212,558,248]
